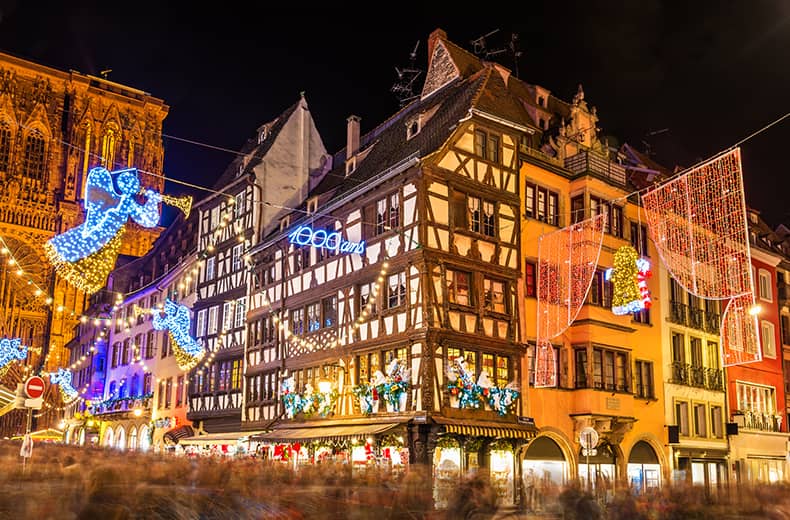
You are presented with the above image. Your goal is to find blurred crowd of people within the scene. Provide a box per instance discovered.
[2,440,790,519]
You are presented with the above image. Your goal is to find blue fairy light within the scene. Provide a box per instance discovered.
[50,368,79,402]
[152,299,206,370]
[43,166,163,294]
[0,338,27,376]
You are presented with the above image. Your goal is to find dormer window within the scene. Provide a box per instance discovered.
[237,163,245,176]
[280,216,291,231]
[406,118,420,140]
[749,213,758,224]
[538,96,545,107]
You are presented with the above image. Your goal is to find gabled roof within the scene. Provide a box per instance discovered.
[209,97,303,191]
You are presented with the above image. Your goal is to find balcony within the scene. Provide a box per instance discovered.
[669,362,724,391]
[668,300,721,334]
[734,410,783,433]
[564,150,627,187]
[91,394,153,416]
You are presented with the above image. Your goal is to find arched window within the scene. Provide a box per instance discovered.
[127,136,136,167]
[0,121,12,172]
[108,380,117,398]
[23,129,46,182]
[82,123,92,177]
[101,126,118,168]
[130,374,140,397]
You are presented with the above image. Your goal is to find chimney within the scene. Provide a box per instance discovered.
[346,115,360,159]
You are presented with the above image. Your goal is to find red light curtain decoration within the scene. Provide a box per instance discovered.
[535,214,605,387]
[642,148,760,365]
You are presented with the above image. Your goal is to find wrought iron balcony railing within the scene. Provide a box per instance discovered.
[669,362,724,391]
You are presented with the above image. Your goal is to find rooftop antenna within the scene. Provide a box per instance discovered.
[99,69,112,80]
[470,29,500,58]
[391,40,423,107]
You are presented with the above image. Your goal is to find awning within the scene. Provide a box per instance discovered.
[179,430,266,446]
[434,417,537,439]
[11,428,64,441]
[253,423,405,444]
[163,425,194,445]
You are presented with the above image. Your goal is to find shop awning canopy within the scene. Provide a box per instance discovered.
[163,425,194,445]
[11,428,64,441]
[434,417,537,439]
[252,422,406,444]
[179,430,266,446]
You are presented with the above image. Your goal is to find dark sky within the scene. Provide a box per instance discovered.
[1,2,788,226]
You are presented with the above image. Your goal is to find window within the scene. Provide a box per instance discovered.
[465,195,496,237]
[711,406,724,438]
[574,345,628,392]
[693,403,707,437]
[231,359,242,389]
[758,269,773,302]
[307,302,320,332]
[322,296,337,328]
[707,341,720,370]
[525,261,537,298]
[176,376,184,407]
[690,337,703,367]
[736,382,777,415]
[143,373,152,395]
[630,223,649,256]
[483,278,506,313]
[23,129,46,182]
[359,282,378,316]
[207,306,218,334]
[196,310,207,337]
[157,380,165,408]
[407,119,420,139]
[571,195,584,223]
[447,269,471,306]
[111,342,120,368]
[761,320,777,358]
[781,315,790,345]
[633,308,650,324]
[387,272,407,309]
[291,308,304,335]
[234,297,246,329]
[675,401,690,436]
[474,129,500,162]
[525,183,560,226]
[634,360,654,399]
[0,121,11,171]
[205,257,215,281]
[293,247,310,272]
[671,333,685,363]
[145,331,155,359]
[232,244,244,271]
[121,340,130,366]
[222,301,233,332]
[370,192,401,237]
[235,191,246,218]
[210,207,220,230]
[165,378,173,408]
[588,270,612,308]
[447,347,510,388]
[528,343,560,387]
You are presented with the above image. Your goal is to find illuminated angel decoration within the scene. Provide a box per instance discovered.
[44,167,163,295]
[151,298,206,370]
[50,368,78,402]
[0,338,28,378]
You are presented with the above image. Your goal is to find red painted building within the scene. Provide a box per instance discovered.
[726,210,789,483]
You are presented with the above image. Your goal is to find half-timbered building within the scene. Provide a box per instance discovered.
[246,29,538,506]
[188,95,328,437]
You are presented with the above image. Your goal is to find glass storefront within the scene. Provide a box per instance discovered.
[626,441,661,493]
[523,436,567,512]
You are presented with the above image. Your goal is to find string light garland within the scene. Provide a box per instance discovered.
[0,338,28,378]
[642,148,760,365]
[149,299,206,371]
[535,215,605,387]
[605,245,652,315]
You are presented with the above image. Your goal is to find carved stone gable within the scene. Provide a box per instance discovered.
[420,41,459,100]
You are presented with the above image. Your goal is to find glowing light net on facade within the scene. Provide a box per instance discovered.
[535,214,605,387]
[642,148,760,365]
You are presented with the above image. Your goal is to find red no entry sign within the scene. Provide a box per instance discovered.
[23,376,45,399]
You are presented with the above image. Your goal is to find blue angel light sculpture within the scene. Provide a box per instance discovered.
[0,338,28,378]
[152,299,206,371]
[44,166,181,295]
[50,368,78,402]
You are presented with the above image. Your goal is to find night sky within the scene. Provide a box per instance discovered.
[0,2,788,226]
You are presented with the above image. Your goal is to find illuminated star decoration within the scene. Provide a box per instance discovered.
[642,148,759,365]
[535,215,605,387]
[43,166,163,295]
[0,338,28,378]
[605,245,652,315]
[49,368,78,402]
[151,299,206,370]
